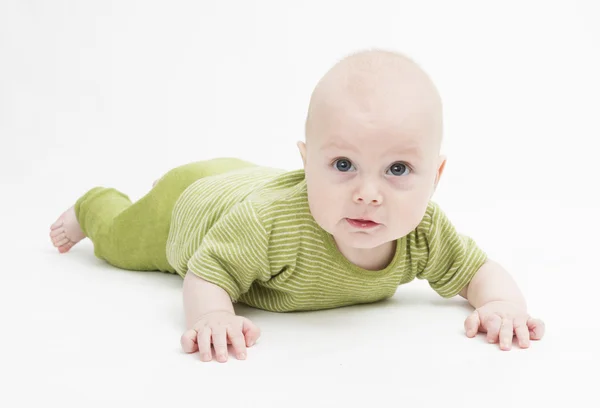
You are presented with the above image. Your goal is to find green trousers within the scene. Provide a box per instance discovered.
[74,158,256,273]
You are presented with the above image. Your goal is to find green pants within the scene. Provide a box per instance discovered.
[74,158,257,273]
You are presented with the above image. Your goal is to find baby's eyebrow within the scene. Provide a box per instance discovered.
[388,145,423,159]
[320,140,360,153]
[320,138,423,159]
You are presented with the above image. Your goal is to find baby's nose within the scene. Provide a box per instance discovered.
[355,196,381,205]
[353,184,383,205]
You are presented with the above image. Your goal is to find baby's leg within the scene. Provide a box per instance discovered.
[50,157,257,273]
[71,185,176,272]
[50,185,174,272]
[51,177,164,254]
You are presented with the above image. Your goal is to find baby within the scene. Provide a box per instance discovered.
[50,49,545,363]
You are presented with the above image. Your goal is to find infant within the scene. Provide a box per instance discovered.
[50,49,545,363]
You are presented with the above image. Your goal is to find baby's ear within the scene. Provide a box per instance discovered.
[297,141,307,167]
[433,155,447,190]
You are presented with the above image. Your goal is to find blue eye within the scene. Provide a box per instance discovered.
[387,162,410,176]
[333,158,354,172]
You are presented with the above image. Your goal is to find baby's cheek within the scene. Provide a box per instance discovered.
[313,190,334,216]
[405,201,430,230]
[308,188,338,228]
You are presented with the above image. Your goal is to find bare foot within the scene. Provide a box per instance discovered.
[49,206,86,253]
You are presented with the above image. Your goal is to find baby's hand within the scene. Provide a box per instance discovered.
[180,311,261,362]
[464,300,545,350]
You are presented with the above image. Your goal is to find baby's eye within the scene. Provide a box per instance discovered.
[333,158,355,172]
[387,162,411,176]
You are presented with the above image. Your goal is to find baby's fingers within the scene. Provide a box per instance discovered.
[527,318,545,340]
[180,329,199,353]
[242,318,261,347]
[212,328,229,363]
[514,318,530,348]
[464,311,481,338]
[197,328,213,362]
[227,327,247,360]
[499,318,514,351]
[484,314,502,344]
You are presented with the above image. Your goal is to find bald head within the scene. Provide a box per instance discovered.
[304,49,443,150]
[297,51,448,248]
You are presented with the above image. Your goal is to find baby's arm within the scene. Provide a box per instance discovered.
[180,271,260,362]
[178,201,270,361]
[459,259,545,350]
[182,270,235,327]
[458,259,526,308]
[412,202,544,350]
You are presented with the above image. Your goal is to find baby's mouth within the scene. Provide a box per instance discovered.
[345,218,380,229]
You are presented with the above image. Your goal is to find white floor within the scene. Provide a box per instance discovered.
[1,186,597,407]
[2,1,599,407]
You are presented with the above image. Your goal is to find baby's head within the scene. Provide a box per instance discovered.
[298,49,446,250]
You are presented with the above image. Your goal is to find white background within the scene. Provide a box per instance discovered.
[1,0,599,407]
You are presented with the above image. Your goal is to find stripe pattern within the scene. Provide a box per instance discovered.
[166,166,487,312]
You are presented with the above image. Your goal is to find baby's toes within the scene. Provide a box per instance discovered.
[55,235,69,247]
[50,227,64,239]
[50,225,65,237]
[50,218,64,230]
[58,242,75,253]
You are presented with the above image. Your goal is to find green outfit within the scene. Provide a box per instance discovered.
[75,158,487,312]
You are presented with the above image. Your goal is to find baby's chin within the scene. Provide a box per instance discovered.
[316,218,407,248]
[331,224,411,250]
[330,227,393,249]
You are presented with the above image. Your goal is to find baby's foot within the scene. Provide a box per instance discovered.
[49,206,86,253]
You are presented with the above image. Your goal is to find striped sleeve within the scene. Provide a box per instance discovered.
[187,201,271,302]
[414,202,488,298]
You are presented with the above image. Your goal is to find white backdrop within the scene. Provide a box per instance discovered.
[1,0,599,407]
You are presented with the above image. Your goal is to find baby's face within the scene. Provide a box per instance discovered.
[300,87,445,250]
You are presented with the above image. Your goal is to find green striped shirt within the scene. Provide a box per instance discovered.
[166,165,487,312]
